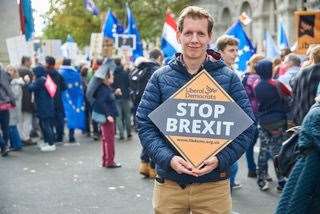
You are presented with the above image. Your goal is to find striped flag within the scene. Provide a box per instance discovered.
[160,12,181,61]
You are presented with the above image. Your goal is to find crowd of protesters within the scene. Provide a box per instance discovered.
[0,9,320,211]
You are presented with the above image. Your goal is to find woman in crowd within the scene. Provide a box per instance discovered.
[6,65,24,151]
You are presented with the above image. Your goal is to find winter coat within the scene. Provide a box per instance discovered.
[47,67,67,116]
[254,59,291,125]
[112,65,130,100]
[0,68,15,106]
[242,73,260,114]
[17,66,34,113]
[136,50,256,185]
[276,99,320,214]
[27,66,54,119]
[9,78,24,125]
[291,63,320,125]
[92,84,118,118]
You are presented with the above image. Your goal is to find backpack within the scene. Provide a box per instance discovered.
[274,126,300,178]
[129,64,157,105]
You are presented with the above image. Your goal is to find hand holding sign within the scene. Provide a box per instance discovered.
[192,156,219,176]
[170,156,198,177]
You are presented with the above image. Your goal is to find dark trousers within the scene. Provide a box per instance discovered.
[245,129,258,172]
[54,112,64,142]
[0,110,9,149]
[9,125,22,150]
[39,117,55,145]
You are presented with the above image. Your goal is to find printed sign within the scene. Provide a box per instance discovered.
[149,70,253,168]
[295,11,320,55]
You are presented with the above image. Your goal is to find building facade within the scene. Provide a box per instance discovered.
[192,0,320,52]
[0,0,21,65]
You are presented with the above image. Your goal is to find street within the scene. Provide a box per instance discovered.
[0,132,279,214]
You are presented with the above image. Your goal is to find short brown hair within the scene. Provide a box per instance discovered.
[177,6,214,35]
[216,35,239,51]
[311,45,320,64]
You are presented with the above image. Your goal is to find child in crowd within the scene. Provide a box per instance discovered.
[92,68,120,168]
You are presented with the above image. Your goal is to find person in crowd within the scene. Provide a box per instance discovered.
[291,45,320,125]
[112,57,131,140]
[136,6,255,213]
[87,58,103,81]
[86,58,117,141]
[92,64,120,168]
[131,49,163,178]
[26,66,56,152]
[17,56,35,145]
[87,58,104,140]
[275,83,320,214]
[59,58,86,143]
[0,66,15,156]
[277,53,301,91]
[80,65,91,137]
[216,34,242,189]
[6,65,24,151]
[254,59,291,191]
[45,56,67,145]
[242,54,264,178]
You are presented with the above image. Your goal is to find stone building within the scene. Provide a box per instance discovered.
[191,0,320,52]
[0,0,21,65]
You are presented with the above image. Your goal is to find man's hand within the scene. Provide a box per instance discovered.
[170,156,198,177]
[114,88,122,96]
[193,156,219,177]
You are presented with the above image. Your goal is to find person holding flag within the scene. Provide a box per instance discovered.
[59,58,86,143]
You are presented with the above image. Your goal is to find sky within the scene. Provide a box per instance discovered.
[31,0,49,36]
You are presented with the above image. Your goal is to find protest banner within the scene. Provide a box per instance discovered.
[149,70,253,168]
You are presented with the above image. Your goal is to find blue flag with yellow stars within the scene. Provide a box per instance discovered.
[59,65,86,130]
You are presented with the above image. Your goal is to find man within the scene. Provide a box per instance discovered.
[136,6,255,213]
[131,48,164,178]
[17,56,35,145]
[216,35,243,78]
[216,35,242,189]
[277,53,301,90]
[45,56,67,145]
[112,57,131,140]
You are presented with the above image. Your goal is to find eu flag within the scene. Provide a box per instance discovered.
[83,0,99,16]
[266,31,280,59]
[278,20,289,50]
[102,9,121,39]
[59,66,86,130]
[226,20,256,72]
[125,4,144,60]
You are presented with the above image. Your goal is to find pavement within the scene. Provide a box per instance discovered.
[0,132,280,214]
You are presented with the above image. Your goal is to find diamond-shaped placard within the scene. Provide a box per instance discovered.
[149,70,253,169]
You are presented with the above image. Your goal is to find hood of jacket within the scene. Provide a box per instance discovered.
[255,59,273,80]
[33,66,47,78]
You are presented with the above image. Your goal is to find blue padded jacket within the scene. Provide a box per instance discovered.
[136,50,256,184]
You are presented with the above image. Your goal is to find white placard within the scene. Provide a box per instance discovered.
[6,35,32,66]
[90,33,103,58]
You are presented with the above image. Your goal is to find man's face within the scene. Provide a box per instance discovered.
[25,59,32,68]
[220,45,238,67]
[176,17,212,62]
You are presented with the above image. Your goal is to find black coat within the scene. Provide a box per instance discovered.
[112,65,130,99]
[291,63,320,125]
[47,68,67,116]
